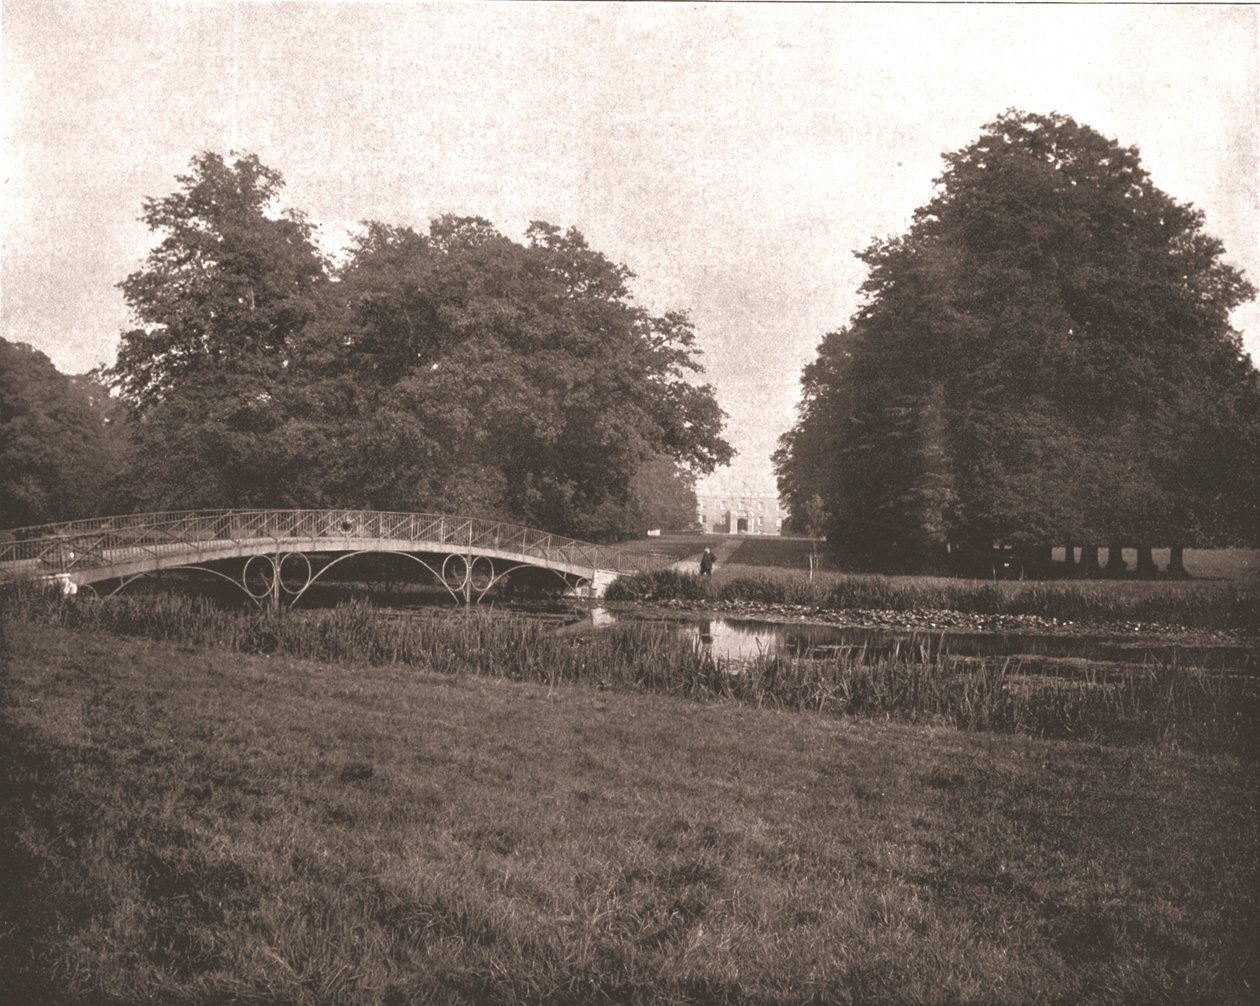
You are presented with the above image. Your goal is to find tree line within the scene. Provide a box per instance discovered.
[775,111,1260,574]
[2,154,731,538]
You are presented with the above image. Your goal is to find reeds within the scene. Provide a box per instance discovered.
[605,568,1260,631]
[6,590,1255,754]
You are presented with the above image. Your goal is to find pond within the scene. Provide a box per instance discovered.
[564,607,1259,673]
[116,576,1258,674]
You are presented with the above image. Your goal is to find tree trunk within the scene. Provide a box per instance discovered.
[1062,544,1076,570]
[1168,544,1188,578]
[1106,543,1127,573]
[1028,545,1052,576]
[1080,544,1100,576]
[1135,545,1156,577]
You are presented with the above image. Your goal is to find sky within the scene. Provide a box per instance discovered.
[3,2,1257,495]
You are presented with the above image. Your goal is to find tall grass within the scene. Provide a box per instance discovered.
[606,568,1260,630]
[6,590,1256,754]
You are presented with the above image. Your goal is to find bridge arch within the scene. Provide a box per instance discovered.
[0,508,669,607]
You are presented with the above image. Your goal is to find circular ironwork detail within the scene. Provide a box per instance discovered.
[278,552,313,595]
[441,554,469,590]
[470,555,494,592]
[242,554,276,600]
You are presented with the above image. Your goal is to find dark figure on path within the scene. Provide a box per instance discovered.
[699,547,716,578]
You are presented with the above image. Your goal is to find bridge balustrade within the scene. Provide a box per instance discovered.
[0,508,672,583]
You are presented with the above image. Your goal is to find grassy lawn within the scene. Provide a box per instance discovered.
[716,539,1260,584]
[1172,548,1260,582]
[612,534,1260,586]
[612,533,823,569]
[724,536,823,571]
[3,622,1257,1004]
[613,534,709,562]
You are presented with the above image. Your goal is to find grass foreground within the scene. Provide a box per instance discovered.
[3,618,1259,1004]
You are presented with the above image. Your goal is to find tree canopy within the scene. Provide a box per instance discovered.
[102,153,729,538]
[776,111,1259,569]
[0,339,125,527]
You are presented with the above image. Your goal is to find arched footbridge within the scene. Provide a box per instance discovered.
[0,509,674,606]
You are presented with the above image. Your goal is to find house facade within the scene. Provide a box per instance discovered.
[695,488,787,535]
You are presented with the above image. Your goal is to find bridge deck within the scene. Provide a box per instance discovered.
[0,509,672,598]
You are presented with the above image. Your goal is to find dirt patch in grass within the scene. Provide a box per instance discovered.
[2,623,1258,1004]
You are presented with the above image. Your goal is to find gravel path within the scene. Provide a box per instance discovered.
[669,538,743,575]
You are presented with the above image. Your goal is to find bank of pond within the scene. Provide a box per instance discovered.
[605,567,1260,632]
[6,588,1256,757]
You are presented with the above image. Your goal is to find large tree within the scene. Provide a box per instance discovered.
[625,456,700,535]
[105,154,731,537]
[308,217,730,536]
[105,152,328,509]
[778,111,1258,570]
[111,152,326,412]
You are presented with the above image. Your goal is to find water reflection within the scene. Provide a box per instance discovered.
[687,617,922,663]
[692,618,780,660]
[698,620,712,646]
[585,609,932,663]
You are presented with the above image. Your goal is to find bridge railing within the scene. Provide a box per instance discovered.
[0,509,676,580]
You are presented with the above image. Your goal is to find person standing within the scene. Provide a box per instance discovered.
[699,547,716,578]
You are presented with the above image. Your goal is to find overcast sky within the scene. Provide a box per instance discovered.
[3,2,1257,493]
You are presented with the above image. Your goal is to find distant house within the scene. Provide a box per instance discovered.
[695,488,787,535]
